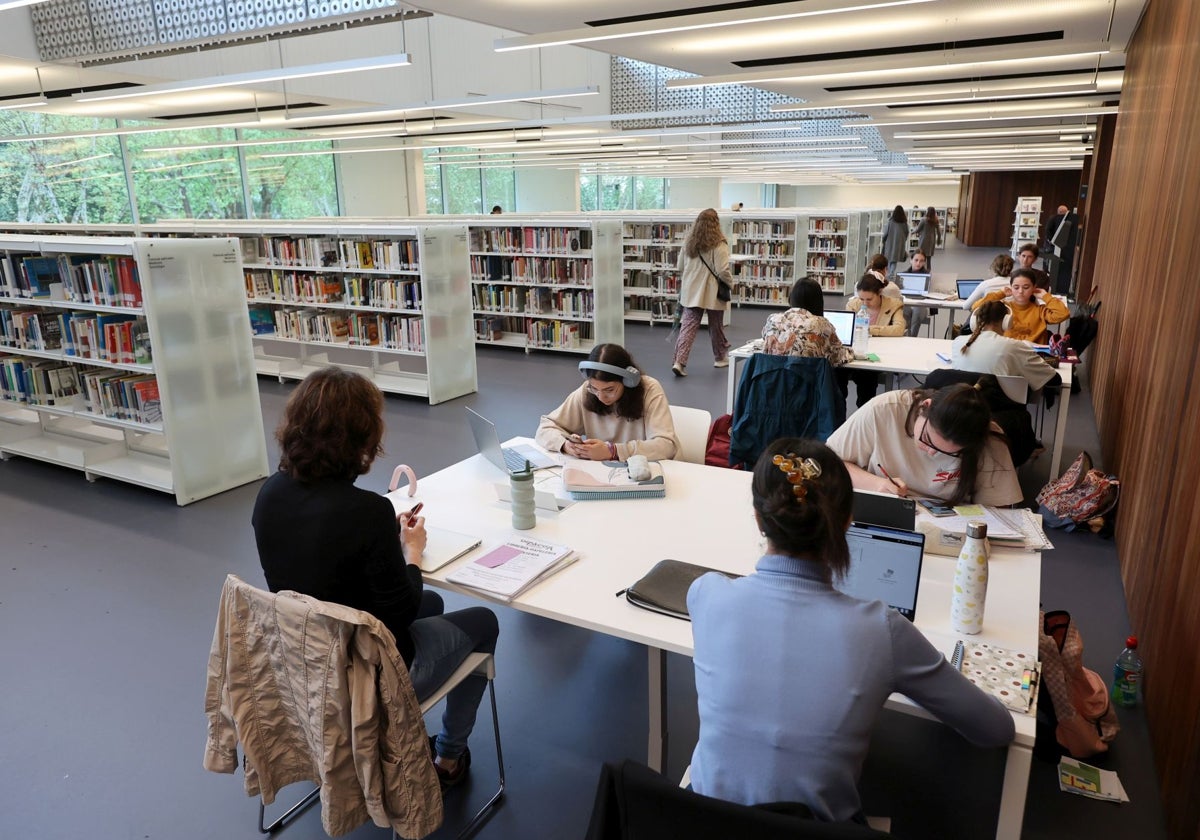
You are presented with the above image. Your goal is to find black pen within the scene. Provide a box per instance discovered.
[614,588,627,598]
[877,463,903,492]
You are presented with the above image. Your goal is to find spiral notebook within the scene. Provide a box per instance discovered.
[561,459,666,500]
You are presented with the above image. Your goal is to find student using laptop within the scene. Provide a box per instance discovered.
[252,367,498,788]
[536,343,679,461]
[962,254,1014,310]
[760,276,854,365]
[687,438,1014,822]
[972,268,1069,343]
[827,382,1022,506]
[838,273,906,409]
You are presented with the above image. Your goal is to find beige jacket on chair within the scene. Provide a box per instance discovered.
[204,574,442,838]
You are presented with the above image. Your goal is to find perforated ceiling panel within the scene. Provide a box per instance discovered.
[33,0,404,61]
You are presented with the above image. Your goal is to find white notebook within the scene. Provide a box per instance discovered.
[418,527,483,573]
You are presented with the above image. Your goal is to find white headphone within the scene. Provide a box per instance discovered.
[578,360,642,387]
[968,304,1013,334]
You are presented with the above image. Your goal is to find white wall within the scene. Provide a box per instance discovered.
[515,168,578,212]
[666,178,721,211]
[776,183,961,210]
[337,143,417,216]
[720,182,762,210]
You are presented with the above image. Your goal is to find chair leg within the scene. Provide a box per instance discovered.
[258,786,320,834]
[454,677,505,839]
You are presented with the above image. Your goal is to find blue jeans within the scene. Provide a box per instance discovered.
[407,601,498,760]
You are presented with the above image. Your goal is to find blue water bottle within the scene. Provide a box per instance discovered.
[1111,635,1143,708]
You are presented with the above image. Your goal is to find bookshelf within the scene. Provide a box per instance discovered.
[728,214,800,306]
[147,221,478,405]
[621,217,689,325]
[1011,197,1043,257]
[799,212,856,294]
[468,218,623,354]
[0,234,268,505]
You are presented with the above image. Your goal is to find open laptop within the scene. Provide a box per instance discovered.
[838,523,925,621]
[466,407,558,474]
[896,272,930,295]
[852,489,917,531]
[824,309,855,345]
[927,272,958,298]
[957,278,983,300]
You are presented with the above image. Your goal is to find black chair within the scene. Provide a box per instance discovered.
[924,370,1041,467]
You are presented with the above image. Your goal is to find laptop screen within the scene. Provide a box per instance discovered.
[839,523,925,621]
[466,407,510,474]
[825,310,855,345]
[957,279,983,299]
[897,272,929,293]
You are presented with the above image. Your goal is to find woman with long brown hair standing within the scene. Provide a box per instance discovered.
[912,206,940,270]
[671,208,732,377]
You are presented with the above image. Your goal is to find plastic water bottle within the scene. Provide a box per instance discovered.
[510,463,536,530]
[852,304,870,356]
[1111,636,1143,708]
[951,521,989,634]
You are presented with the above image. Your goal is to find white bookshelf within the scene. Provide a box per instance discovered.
[145,221,478,405]
[799,212,860,294]
[0,234,268,505]
[906,206,952,255]
[620,217,689,325]
[1011,197,1043,257]
[468,218,623,354]
[728,213,800,307]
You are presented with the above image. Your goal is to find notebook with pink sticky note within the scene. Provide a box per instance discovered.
[444,536,576,600]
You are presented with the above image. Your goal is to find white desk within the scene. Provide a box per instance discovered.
[727,337,1074,477]
[902,296,969,338]
[386,452,1040,840]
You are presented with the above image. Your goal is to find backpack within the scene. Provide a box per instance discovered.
[1035,451,1119,531]
[1036,610,1119,759]
[704,413,737,469]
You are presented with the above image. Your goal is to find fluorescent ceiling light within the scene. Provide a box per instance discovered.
[894,125,1094,139]
[852,107,1119,127]
[275,85,598,124]
[0,0,51,9]
[74,53,412,103]
[0,95,49,111]
[770,87,1102,113]
[45,152,114,169]
[494,0,935,51]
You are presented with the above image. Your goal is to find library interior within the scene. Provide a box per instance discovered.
[1,1,1198,839]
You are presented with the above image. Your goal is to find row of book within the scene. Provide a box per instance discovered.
[473,315,525,340]
[241,236,420,271]
[266,308,426,352]
[0,308,151,365]
[244,271,425,311]
[734,241,796,259]
[527,318,587,350]
[808,217,848,233]
[469,255,594,285]
[622,245,678,262]
[624,296,678,319]
[472,286,594,318]
[0,254,142,308]
[469,227,593,254]
[805,256,845,270]
[806,236,847,251]
[732,221,796,238]
[624,271,678,294]
[622,223,684,242]
[732,286,791,304]
[731,263,791,281]
[0,357,161,424]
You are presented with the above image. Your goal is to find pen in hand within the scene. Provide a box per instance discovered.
[876,463,905,494]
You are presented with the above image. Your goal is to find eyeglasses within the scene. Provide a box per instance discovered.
[586,383,623,400]
[918,416,964,458]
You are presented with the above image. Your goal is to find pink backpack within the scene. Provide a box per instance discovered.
[1038,610,1119,758]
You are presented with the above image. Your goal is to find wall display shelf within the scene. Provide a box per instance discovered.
[1011,197,1043,257]
[468,218,622,354]
[144,221,478,405]
[0,234,268,504]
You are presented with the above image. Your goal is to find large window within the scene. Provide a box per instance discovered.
[424,149,516,214]
[126,127,245,222]
[240,130,338,218]
[580,175,666,211]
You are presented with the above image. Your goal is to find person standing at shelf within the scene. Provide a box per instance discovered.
[912,207,939,270]
[671,208,733,376]
[838,274,905,409]
[761,276,854,366]
[252,367,499,789]
[686,438,1015,822]
[880,204,909,280]
[972,268,1069,343]
[536,342,679,461]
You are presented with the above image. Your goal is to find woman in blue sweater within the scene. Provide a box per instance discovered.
[687,438,1015,822]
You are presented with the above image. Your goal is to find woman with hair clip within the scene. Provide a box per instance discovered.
[253,367,499,788]
[687,438,1014,820]
[671,207,733,376]
[761,276,854,364]
[866,253,902,299]
[826,382,1022,505]
[536,342,679,461]
[972,268,1069,343]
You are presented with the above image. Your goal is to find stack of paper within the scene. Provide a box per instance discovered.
[1058,758,1130,803]
[445,535,575,600]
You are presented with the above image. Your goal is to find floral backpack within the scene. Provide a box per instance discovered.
[1036,451,1120,531]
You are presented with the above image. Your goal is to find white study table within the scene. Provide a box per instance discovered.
[726,336,1074,477]
[386,451,1040,840]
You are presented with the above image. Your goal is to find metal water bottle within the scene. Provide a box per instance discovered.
[951,521,989,634]
[510,462,536,530]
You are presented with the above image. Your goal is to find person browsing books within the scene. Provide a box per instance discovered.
[760,276,853,365]
[971,268,1069,343]
[252,367,498,788]
[686,438,1014,821]
[825,383,1022,506]
[536,343,679,461]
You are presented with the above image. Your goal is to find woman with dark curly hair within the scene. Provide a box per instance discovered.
[687,438,1013,820]
[252,367,498,788]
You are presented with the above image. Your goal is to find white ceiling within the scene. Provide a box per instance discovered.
[0,0,1147,184]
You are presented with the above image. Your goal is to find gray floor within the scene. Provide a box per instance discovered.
[0,238,1165,839]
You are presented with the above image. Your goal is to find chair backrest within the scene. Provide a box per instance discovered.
[670,405,713,464]
[729,355,846,469]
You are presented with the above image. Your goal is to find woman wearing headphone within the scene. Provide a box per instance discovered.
[954,300,1063,396]
[536,343,679,461]
[972,268,1068,343]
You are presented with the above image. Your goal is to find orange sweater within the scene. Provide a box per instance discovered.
[973,290,1069,342]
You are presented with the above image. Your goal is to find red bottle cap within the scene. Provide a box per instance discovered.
[1126,636,1138,648]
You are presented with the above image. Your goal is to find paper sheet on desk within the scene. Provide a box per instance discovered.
[916,507,1053,551]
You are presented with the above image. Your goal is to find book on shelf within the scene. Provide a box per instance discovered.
[562,458,666,500]
[20,257,60,298]
[444,535,576,600]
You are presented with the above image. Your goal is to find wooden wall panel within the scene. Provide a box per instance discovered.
[1076,113,1118,300]
[1088,0,1200,836]
[956,170,1082,248]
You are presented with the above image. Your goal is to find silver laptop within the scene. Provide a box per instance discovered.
[839,523,925,621]
[824,310,855,345]
[927,272,958,297]
[897,272,930,295]
[852,489,917,531]
[466,407,557,474]
[957,279,983,299]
